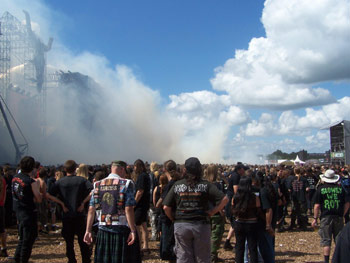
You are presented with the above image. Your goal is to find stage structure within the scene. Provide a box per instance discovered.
[0,11,53,162]
[329,120,350,165]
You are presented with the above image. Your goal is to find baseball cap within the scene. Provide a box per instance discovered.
[185,157,202,176]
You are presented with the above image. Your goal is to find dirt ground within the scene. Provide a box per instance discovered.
[0,217,335,263]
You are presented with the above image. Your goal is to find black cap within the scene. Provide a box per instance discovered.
[185,157,202,176]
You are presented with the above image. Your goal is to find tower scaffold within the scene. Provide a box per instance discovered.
[0,11,53,162]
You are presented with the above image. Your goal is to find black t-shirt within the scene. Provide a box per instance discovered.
[332,221,350,263]
[12,172,36,213]
[160,179,176,224]
[314,183,348,218]
[306,175,318,191]
[259,186,278,229]
[227,171,240,199]
[290,176,309,202]
[50,175,92,219]
[46,176,56,194]
[135,172,150,210]
[163,179,225,223]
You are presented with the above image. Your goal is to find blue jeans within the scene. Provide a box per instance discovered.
[257,229,275,263]
[14,212,38,263]
[244,240,264,263]
[160,221,176,260]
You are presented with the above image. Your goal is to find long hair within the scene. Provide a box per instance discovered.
[132,159,147,182]
[150,162,159,173]
[184,170,202,188]
[77,164,89,179]
[158,174,169,195]
[233,177,253,216]
[206,164,218,183]
[256,171,277,203]
[164,160,180,181]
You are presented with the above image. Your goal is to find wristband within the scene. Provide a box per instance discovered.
[313,217,318,220]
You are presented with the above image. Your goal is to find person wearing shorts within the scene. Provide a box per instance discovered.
[133,159,151,255]
[312,170,350,263]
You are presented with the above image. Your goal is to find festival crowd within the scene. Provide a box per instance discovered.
[0,156,350,263]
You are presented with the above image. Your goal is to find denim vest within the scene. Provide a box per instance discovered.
[93,177,130,226]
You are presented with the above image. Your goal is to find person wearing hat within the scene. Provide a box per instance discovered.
[312,169,350,263]
[84,160,141,263]
[163,157,229,263]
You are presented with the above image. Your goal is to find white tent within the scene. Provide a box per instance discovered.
[294,155,305,165]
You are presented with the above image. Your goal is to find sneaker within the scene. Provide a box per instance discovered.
[223,239,233,250]
[0,249,8,257]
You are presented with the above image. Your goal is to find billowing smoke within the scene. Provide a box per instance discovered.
[0,1,221,165]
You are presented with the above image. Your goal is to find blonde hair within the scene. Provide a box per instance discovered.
[150,162,159,173]
[55,171,64,180]
[77,163,89,179]
[206,164,218,183]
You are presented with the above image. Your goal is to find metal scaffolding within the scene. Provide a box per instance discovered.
[0,10,52,161]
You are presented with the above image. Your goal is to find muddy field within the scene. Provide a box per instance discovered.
[0,218,335,263]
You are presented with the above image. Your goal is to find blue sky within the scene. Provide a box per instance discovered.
[45,0,266,97]
[1,0,350,164]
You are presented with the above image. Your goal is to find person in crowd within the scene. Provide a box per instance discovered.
[340,170,350,223]
[224,163,247,250]
[0,171,7,257]
[46,168,57,231]
[84,160,141,263]
[12,156,42,263]
[49,160,93,263]
[205,164,226,263]
[156,160,180,263]
[132,159,151,255]
[2,166,14,227]
[36,168,48,234]
[269,170,284,233]
[280,168,291,225]
[232,177,261,263]
[77,164,89,180]
[256,172,277,263]
[152,173,168,243]
[288,167,309,230]
[149,162,160,241]
[93,171,107,182]
[305,167,318,215]
[332,221,350,263]
[55,170,64,181]
[163,157,228,263]
[312,169,350,263]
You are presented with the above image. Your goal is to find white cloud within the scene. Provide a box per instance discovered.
[167,91,249,131]
[244,113,275,136]
[219,106,250,126]
[168,90,231,113]
[305,131,330,149]
[210,0,350,110]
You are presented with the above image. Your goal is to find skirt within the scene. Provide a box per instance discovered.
[94,226,141,263]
